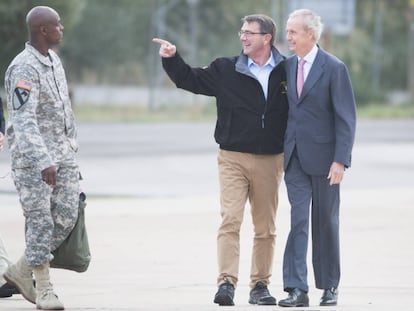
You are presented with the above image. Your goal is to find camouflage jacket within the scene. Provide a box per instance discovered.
[4,43,77,170]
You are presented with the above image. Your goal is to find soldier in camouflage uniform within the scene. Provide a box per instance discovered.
[2,6,79,310]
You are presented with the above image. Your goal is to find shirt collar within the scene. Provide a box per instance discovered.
[248,51,275,69]
[25,42,53,67]
[298,44,318,65]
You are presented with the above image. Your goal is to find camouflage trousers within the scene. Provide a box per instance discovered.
[12,161,80,267]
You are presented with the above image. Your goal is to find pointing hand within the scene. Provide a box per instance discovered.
[152,38,177,58]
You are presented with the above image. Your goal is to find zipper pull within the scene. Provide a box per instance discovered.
[261,114,265,128]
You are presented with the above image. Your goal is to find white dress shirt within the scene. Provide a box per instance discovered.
[298,45,318,82]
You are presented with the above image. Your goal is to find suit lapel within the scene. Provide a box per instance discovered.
[286,56,299,102]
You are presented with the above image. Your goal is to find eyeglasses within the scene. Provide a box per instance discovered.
[238,30,267,37]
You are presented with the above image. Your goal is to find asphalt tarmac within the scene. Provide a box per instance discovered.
[0,119,413,310]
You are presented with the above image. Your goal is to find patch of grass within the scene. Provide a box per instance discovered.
[73,103,217,122]
[357,103,414,119]
[72,102,414,122]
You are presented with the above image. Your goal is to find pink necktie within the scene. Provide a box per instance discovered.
[297,58,306,97]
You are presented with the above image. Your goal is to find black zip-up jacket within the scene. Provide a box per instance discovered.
[0,97,5,134]
[162,47,288,155]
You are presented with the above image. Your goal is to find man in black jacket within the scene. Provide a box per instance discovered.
[153,14,287,306]
[0,97,5,146]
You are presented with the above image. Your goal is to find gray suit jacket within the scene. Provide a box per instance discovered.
[284,47,356,175]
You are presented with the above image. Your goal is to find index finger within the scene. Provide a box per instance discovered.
[152,38,171,46]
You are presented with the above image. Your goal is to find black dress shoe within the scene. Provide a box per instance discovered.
[248,281,277,305]
[320,287,338,306]
[278,288,309,307]
[0,282,20,298]
[213,282,235,306]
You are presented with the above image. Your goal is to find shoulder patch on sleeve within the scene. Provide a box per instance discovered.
[13,80,32,110]
[16,79,32,91]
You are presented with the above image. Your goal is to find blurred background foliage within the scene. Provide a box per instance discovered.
[0,0,413,113]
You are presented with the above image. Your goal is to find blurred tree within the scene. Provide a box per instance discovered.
[0,0,83,80]
[331,0,409,104]
[0,1,29,78]
[63,0,154,84]
[1,0,411,105]
[63,0,279,85]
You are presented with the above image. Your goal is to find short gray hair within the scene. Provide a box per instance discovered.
[288,9,324,42]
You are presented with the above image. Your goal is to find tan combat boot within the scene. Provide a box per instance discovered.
[33,263,64,310]
[3,254,36,304]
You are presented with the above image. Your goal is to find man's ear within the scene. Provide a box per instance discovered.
[40,25,48,36]
[264,33,272,45]
[308,28,315,40]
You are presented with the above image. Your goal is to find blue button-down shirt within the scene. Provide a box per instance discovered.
[248,52,275,100]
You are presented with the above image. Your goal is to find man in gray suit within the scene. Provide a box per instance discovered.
[278,9,356,307]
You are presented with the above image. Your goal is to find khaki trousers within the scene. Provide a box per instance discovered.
[217,149,284,288]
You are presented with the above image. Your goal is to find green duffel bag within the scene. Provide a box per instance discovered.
[50,192,91,272]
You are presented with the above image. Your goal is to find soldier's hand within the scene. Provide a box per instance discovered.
[42,165,57,187]
[152,38,177,58]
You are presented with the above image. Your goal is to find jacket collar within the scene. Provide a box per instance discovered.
[25,42,54,67]
[235,46,284,78]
